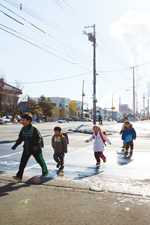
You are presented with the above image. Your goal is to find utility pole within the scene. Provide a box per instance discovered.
[143,93,146,119]
[83,24,96,125]
[147,99,149,118]
[131,67,135,116]
[112,94,114,121]
[81,80,85,122]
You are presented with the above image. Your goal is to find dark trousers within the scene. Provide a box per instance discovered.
[94,152,106,163]
[125,141,134,153]
[17,151,48,179]
[99,120,102,125]
[125,141,134,155]
[53,153,64,165]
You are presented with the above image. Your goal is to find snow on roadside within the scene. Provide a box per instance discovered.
[69,123,120,135]
[68,120,150,136]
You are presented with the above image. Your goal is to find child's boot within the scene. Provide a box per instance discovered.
[129,150,133,158]
[124,150,128,157]
[56,160,61,168]
[59,163,64,171]
[13,175,22,181]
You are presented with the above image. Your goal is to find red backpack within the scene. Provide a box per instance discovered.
[99,131,107,146]
[93,131,107,146]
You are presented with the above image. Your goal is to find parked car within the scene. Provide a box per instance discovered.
[2,117,11,123]
[0,118,4,124]
[58,120,66,123]
[71,117,78,121]
[16,115,22,122]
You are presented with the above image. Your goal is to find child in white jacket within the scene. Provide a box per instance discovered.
[85,126,111,166]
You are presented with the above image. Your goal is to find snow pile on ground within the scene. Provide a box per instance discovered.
[69,124,120,135]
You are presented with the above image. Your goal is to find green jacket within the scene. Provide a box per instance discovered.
[14,124,43,155]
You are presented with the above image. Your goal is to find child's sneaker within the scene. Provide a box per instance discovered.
[103,158,106,163]
[56,161,61,168]
[59,164,64,171]
[129,151,133,158]
[96,162,100,168]
[41,171,48,178]
[12,176,22,181]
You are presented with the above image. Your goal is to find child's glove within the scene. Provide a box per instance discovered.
[84,140,89,143]
[11,144,17,150]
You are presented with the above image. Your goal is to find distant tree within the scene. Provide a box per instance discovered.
[27,98,38,115]
[38,95,52,121]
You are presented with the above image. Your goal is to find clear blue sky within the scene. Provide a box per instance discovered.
[1,0,150,111]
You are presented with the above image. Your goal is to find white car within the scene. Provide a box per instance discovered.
[0,118,4,124]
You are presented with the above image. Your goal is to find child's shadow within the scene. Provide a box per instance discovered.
[0,174,55,197]
[117,154,133,166]
[74,166,103,180]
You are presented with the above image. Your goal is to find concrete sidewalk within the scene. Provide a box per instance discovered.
[0,175,150,225]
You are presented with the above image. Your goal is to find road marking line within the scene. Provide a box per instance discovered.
[25,160,53,170]
[0,151,22,159]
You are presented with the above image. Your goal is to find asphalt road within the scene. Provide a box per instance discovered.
[0,121,150,224]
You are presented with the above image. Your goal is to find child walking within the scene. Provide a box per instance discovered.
[122,121,136,158]
[11,113,48,181]
[85,126,111,167]
[52,126,67,170]
[120,117,129,150]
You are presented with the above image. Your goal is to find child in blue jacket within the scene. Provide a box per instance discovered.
[122,121,136,158]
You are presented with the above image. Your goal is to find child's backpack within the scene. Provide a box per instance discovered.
[61,133,69,145]
[99,131,107,146]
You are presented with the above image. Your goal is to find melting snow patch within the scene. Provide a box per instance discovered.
[74,124,120,134]
[90,186,102,192]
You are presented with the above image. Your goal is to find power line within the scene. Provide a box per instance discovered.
[52,0,85,25]
[3,0,150,73]
[98,60,150,73]
[1,3,92,66]
[97,44,128,68]
[0,26,78,65]
[0,24,54,50]
[2,0,84,40]
[98,67,130,73]
[8,72,91,84]
[97,33,129,67]
[134,61,150,68]
[0,22,92,71]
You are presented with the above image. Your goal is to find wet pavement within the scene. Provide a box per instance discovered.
[0,121,150,197]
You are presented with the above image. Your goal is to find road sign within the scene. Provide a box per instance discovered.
[111,107,115,110]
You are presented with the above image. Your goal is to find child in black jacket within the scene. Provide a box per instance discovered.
[11,113,48,181]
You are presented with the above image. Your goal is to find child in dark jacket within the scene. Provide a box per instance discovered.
[11,113,48,181]
[120,117,128,149]
[52,126,67,170]
[122,121,136,158]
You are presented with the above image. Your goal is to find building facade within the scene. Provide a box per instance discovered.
[69,100,82,118]
[0,78,22,115]
[50,97,70,120]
